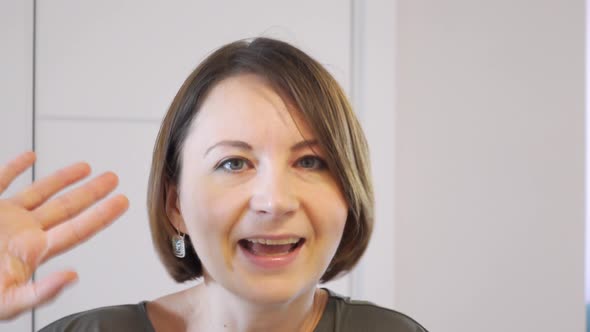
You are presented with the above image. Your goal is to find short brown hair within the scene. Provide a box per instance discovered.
[147,37,373,283]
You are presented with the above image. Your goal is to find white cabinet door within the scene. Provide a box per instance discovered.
[0,1,33,331]
[35,0,351,120]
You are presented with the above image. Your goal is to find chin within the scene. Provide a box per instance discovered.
[232,274,318,306]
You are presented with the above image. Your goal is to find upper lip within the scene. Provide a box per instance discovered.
[239,234,305,244]
[241,234,303,240]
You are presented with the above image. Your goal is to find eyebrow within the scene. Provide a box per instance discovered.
[290,139,319,152]
[204,139,319,156]
[204,140,253,156]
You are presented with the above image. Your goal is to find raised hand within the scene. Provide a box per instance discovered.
[0,152,129,320]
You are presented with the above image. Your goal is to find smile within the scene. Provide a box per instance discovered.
[238,237,305,269]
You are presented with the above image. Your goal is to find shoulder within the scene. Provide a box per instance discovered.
[38,302,154,332]
[317,289,428,332]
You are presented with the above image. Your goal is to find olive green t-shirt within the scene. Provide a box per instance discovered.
[39,289,428,332]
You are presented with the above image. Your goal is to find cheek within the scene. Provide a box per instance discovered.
[307,184,349,242]
[179,185,245,274]
[179,181,247,244]
[327,200,348,243]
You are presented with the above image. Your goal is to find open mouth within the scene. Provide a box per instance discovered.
[238,238,305,256]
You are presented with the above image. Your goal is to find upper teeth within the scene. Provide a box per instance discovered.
[246,238,300,245]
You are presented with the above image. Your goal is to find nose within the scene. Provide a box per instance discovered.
[249,166,299,218]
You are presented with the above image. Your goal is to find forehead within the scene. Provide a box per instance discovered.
[186,74,314,146]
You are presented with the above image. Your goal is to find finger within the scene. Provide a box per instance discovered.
[0,270,77,320]
[32,171,119,230]
[10,162,91,210]
[0,151,36,195]
[43,194,129,263]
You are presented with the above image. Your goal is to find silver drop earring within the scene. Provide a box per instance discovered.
[171,231,186,258]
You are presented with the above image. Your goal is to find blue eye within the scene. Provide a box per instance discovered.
[218,158,248,172]
[297,156,326,170]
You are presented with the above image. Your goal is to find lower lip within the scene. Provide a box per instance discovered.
[238,242,303,270]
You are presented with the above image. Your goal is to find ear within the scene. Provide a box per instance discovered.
[166,184,188,234]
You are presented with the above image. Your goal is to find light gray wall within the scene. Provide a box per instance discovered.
[350,0,397,306]
[395,1,585,331]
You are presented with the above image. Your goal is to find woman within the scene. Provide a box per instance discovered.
[0,38,427,331]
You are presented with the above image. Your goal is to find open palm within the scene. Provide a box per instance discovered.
[0,152,129,320]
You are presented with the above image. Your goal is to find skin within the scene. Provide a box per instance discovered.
[0,151,129,320]
[151,74,349,332]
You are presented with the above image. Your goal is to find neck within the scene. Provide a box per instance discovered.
[187,283,326,332]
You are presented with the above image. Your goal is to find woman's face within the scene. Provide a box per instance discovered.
[169,74,348,304]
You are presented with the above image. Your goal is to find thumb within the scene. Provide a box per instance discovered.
[0,270,78,320]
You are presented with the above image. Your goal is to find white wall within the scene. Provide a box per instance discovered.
[395,1,585,332]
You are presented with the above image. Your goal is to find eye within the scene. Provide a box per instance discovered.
[217,158,250,173]
[296,155,327,170]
